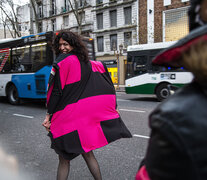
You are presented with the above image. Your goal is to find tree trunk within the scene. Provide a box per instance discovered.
[30,0,39,33]
[68,0,88,35]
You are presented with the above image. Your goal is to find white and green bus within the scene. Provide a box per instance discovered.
[125,41,193,101]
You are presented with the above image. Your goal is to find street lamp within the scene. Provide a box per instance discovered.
[113,43,123,90]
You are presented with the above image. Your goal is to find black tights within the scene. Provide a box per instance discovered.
[56,151,102,180]
[82,151,102,180]
[57,155,70,180]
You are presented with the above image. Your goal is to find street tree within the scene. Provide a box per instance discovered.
[0,0,21,38]
[0,10,9,38]
[68,0,88,34]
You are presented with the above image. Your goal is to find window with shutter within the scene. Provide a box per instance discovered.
[110,34,117,51]
[97,13,103,29]
[124,32,132,48]
[97,36,104,52]
[124,6,132,25]
[110,10,117,27]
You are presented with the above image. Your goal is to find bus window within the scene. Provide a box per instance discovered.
[31,43,47,71]
[2,61,11,72]
[11,45,30,72]
[133,56,147,75]
[147,56,161,73]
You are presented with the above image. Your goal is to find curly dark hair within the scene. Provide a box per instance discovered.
[53,30,89,63]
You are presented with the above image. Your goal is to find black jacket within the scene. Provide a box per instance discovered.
[144,82,207,180]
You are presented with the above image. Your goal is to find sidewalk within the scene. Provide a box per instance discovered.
[114,85,125,92]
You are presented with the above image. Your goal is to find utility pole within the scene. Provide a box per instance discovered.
[113,44,123,90]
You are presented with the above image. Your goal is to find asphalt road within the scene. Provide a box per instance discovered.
[0,93,160,180]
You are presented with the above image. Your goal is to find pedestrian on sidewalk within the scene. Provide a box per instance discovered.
[42,30,132,180]
[136,0,207,179]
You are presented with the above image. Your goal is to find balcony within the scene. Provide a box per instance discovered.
[49,9,56,16]
[61,6,70,13]
[94,0,136,10]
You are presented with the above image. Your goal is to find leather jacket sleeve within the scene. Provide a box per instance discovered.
[144,116,193,180]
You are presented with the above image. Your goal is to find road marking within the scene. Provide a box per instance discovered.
[13,114,34,119]
[117,99,131,102]
[133,134,150,139]
[119,109,146,113]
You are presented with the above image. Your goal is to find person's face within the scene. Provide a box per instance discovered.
[59,38,73,54]
[200,0,207,23]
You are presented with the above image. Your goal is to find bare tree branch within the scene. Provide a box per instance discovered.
[68,0,88,34]
[68,0,79,24]
[5,19,15,38]
[0,0,21,37]
[0,6,20,37]
[0,10,7,38]
[8,0,21,37]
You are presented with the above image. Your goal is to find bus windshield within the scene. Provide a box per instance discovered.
[126,47,182,79]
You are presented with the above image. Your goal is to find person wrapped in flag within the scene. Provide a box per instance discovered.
[42,30,132,180]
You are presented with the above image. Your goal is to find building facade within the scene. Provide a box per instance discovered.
[17,0,94,37]
[17,0,138,58]
[92,0,138,61]
[16,4,30,35]
[16,0,191,51]
[15,0,191,85]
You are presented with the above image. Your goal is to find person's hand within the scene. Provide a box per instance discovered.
[42,114,51,132]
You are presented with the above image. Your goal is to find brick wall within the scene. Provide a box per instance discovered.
[139,0,190,44]
[139,0,147,44]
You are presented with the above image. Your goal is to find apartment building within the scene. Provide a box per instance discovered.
[93,0,138,61]
[16,0,191,46]
[17,0,94,37]
[16,0,137,57]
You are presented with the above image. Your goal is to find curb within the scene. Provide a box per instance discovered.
[114,85,125,92]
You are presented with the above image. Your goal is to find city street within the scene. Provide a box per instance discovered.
[0,92,160,180]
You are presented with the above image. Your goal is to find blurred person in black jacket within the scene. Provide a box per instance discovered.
[136,0,207,179]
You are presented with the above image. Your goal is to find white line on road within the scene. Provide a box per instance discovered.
[133,134,150,139]
[13,114,34,119]
[117,99,131,102]
[119,109,146,113]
